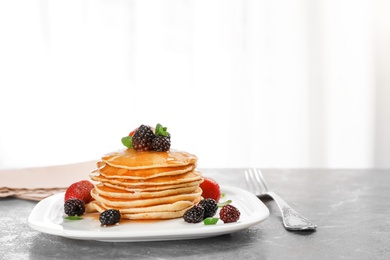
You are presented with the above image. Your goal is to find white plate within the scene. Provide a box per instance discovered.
[28,185,269,242]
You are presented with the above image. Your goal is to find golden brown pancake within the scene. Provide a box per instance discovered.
[101,179,203,192]
[121,210,190,220]
[102,149,197,169]
[92,196,202,214]
[94,183,199,199]
[90,187,202,208]
[90,170,202,187]
[92,201,197,220]
[95,162,196,180]
[89,148,203,220]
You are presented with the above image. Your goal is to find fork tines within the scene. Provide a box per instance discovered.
[245,168,268,196]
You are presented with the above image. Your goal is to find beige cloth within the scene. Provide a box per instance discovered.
[0,161,97,201]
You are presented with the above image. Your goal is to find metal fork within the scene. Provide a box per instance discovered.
[245,168,317,231]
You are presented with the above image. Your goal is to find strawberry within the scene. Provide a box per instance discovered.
[199,177,221,202]
[129,128,137,137]
[64,180,94,203]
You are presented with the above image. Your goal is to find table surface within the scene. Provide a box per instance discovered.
[1,168,389,260]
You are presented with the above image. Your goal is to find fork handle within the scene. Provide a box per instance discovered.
[266,191,317,231]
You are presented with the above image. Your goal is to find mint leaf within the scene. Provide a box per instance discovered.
[155,123,169,137]
[65,216,83,220]
[121,136,133,148]
[217,200,232,208]
[203,217,219,225]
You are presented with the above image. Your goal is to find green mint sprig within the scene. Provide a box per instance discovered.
[121,136,133,148]
[203,217,219,225]
[217,199,232,208]
[155,123,169,137]
[65,216,83,220]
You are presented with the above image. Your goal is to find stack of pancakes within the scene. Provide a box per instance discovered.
[88,148,203,220]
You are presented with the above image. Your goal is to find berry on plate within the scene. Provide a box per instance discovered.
[99,209,121,226]
[64,180,94,203]
[198,198,218,218]
[219,204,240,223]
[199,177,221,202]
[183,205,205,223]
[64,198,85,216]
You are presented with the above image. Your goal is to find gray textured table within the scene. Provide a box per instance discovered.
[1,169,389,260]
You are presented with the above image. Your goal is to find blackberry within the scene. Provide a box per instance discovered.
[198,198,218,218]
[219,205,240,223]
[64,199,85,216]
[99,209,121,225]
[132,125,155,151]
[183,205,205,223]
[151,135,171,151]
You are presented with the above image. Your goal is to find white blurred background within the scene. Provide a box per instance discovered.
[0,0,389,169]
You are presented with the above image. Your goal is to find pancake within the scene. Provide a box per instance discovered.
[92,201,195,220]
[90,170,202,187]
[94,183,199,199]
[90,187,202,208]
[95,162,196,180]
[92,196,202,214]
[89,147,203,220]
[101,179,203,192]
[102,148,197,169]
[121,210,190,220]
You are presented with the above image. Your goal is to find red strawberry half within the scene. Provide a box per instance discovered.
[200,177,221,202]
[129,128,137,137]
[64,180,94,203]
